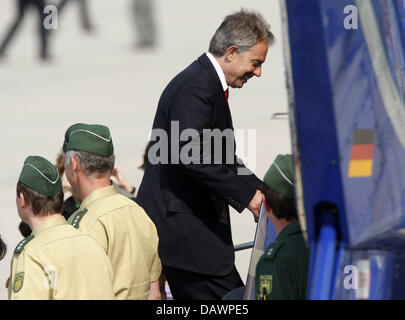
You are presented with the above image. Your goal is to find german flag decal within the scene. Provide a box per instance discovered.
[348,130,375,178]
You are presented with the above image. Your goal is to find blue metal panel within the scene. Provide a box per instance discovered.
[314,0,405,248]
[390,255,405,299]
[284,0,405,300]
[309,212,338,300]
[330,241,346,298]
[285,0,348,245]
[286,0,405,247]
[332,250,395,299]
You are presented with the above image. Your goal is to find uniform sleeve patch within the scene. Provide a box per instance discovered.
[13,272,24,293]
[258,275,273,300]
[14,234,34,254]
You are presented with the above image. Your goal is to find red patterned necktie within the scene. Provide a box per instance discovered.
[224,88,229,102]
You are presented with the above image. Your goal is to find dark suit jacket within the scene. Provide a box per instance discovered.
[137,53,263,276]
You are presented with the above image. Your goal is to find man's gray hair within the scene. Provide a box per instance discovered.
[209,9,274,57]
[65,150,115,178]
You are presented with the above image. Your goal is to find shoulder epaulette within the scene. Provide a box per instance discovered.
[114,183,137,202]
[14,234,35,254]
[265,241,284,260]
[71,208,88,229]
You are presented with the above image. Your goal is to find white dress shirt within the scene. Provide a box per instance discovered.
[206,52,228,92]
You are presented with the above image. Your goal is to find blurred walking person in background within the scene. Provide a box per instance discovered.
[57,0,93,32]
[0,0,50,60]
[131,0,157,49]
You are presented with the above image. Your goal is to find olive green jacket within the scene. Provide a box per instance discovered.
[255,221,309,300]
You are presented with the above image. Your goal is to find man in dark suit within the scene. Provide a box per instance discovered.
[137,9,274,300]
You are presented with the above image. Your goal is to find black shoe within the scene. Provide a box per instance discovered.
[39,52,53,62]
[82,24,95,33]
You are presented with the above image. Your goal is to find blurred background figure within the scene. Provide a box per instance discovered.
[111,142,150,198]
[57,0,93,32]
[111,165,137,196]
[0,0,50,60]
[131,0,157,49]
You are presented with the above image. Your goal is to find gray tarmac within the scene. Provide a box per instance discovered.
[0,0,291,300]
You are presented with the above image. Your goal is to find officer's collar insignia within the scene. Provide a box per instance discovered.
[13,272,24,293]
[14,234,35,254]
[259,275,272,299]
[71,208,88,228]
[266,242,283,260]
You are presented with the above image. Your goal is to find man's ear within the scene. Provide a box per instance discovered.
[264,200,270,213]
[71,155,79,174]
[225,45,240,62]
[18,192,27,209]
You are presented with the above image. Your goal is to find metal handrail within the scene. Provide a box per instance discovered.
[271,112,289,120]
[234,241,254,252]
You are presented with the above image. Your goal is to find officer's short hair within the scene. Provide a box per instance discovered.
[0,236,6,261]
[16,181,64,217]
[65,150,115,178]
[209,9,274,57]
[262,184,297,222]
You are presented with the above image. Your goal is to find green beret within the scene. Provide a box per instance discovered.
[19,156,62,197]
[264,154,294,198]
[63,123,114,157]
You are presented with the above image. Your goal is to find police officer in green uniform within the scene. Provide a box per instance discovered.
[255,154,309,300]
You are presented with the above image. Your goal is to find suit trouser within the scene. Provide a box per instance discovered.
[163,265,244,300]
[57,0,92,30]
